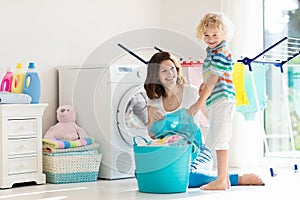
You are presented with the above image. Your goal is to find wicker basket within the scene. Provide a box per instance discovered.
[43,153,102,184]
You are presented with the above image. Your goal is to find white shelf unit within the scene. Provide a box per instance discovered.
[0,104,47,189]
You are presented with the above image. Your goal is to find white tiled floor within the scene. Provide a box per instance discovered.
[1,168,299,200]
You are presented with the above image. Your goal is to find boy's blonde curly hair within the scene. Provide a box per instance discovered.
[196,13,233,41]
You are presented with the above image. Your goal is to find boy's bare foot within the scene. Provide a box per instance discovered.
[200,178,229,190]
[238,173,265,186]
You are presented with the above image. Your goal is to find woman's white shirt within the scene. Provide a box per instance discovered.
[147,84,201,127]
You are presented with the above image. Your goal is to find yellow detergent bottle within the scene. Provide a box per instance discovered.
[11,63,26,93]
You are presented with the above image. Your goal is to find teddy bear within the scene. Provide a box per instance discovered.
[43,104,89,140]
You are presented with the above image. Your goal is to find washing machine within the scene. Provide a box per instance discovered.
[57,64,149,179]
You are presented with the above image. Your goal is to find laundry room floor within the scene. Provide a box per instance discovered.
[0,167,299,200]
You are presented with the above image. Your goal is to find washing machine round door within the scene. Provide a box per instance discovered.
[117,85,150,145]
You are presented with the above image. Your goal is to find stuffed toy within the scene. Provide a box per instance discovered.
[43,105,89,140]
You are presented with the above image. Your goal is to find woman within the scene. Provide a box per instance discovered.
[144,51,264,189]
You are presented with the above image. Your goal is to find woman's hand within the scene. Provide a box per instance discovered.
[149,107,164,122]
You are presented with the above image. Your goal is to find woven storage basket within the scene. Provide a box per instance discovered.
[43,153,102,184]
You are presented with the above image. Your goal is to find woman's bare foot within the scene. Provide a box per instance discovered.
[238,173,265,186]
[200,177,230,190]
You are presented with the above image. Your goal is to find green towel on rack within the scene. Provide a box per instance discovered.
[236,63,268,120]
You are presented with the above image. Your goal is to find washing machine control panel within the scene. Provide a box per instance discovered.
[109,64,147,83]
[118,67,133,73]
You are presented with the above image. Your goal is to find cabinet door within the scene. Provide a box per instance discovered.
[8,138,38,156]
[7,119,37,137]
[8,156,37,175]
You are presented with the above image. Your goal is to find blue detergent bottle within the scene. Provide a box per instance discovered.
[23,62,41,104]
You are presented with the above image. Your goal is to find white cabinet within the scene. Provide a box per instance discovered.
[0,104,47,189]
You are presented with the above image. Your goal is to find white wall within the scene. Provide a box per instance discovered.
[221,0,265,168]
[160,0,221,51]
[0,0,161,132]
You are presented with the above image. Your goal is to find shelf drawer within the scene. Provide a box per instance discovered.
[7,119,37,137]
[8,138,37,156]
[8,156,37,175]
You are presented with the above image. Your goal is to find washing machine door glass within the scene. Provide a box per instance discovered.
[117,85,150,145]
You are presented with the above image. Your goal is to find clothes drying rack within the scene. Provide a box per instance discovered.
[237,36,300,176]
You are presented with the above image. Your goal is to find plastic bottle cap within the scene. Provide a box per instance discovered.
[7,67,12,72]
[16,63,23,69]
[28,62,35,69]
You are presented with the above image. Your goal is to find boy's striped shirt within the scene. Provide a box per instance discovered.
[202,41,236,108]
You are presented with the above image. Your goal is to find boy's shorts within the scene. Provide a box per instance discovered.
[206,99,236,150]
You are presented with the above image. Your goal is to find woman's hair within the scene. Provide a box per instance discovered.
[196,12,233,41]
[144,52,186,99]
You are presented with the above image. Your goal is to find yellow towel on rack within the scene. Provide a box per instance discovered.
[232,62,249,106]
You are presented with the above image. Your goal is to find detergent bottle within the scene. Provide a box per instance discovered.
[23,62,41,104]
[0,67,14,92]
[11,63,26,93]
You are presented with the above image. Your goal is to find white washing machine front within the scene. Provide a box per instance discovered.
[100,64,150,179]
[109,64,150,145]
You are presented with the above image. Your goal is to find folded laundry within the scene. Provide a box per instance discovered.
[42,137,94,149]
[139,135,185,146]
[0,91,31,104]
[44,149,99,156]
[43,143,100,155]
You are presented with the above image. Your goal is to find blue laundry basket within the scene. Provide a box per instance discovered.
[133,136,193,193]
